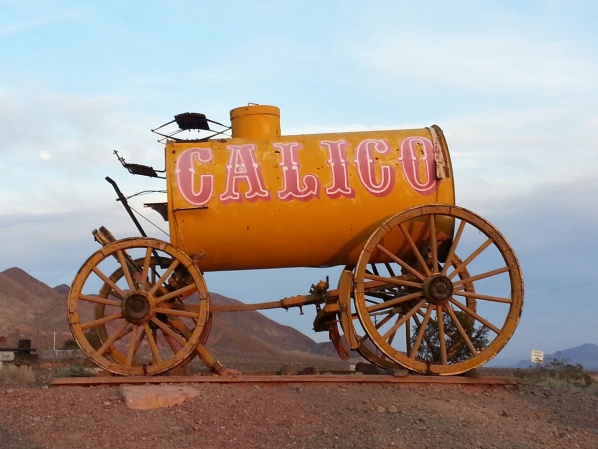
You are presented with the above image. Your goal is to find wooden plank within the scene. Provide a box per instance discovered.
[50,374,520,387]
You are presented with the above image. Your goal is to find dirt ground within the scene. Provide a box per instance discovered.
[1,373,597,449]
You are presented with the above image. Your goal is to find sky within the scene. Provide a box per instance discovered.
[1,0,597,365]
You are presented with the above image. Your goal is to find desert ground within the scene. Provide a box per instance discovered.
[1,367,597,449]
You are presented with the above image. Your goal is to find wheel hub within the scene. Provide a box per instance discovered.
[122,291,155,325]
[422,274,454,304]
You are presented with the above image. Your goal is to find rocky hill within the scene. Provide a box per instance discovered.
[0,268,71,349]
[0,267,355,369]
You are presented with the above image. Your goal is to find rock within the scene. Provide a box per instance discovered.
[120,385,200,410]
[387,405,399,414]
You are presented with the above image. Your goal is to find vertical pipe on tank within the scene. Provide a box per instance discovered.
[230,104,281,139]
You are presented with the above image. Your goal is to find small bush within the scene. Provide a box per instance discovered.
[61,339,79,350]
[52,365,96,378]
[515,357,595,392]
[0,364,37,384]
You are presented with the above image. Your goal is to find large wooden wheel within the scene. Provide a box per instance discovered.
[340,256,475,370]
[353,205,523,375]
[68,237,210,375]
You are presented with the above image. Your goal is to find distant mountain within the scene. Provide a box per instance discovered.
[0,267,356,368]
[512,343,598,370]
[0,267,71,349]
[53,284,70,295]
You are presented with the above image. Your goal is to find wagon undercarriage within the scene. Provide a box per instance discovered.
[67,204,523,377]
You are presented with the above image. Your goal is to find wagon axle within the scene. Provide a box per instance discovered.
[121,292,155,325]
[422,274,454,305]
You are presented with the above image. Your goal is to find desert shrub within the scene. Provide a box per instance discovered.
[514,356,595,392]
[411,309,489,364]
[52,365,96,378]
[0,364,37,384]
[61,339,79,350]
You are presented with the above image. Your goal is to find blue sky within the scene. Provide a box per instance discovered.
[1,1,597,364]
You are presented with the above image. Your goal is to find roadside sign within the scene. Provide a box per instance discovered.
[0,351,15,362]
[531,349,544,364]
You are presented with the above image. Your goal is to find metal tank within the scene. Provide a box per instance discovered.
[167,105,455,271]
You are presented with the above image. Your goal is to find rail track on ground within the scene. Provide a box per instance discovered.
[50,373,520,387]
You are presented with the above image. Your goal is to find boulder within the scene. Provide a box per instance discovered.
[120,385,200,410]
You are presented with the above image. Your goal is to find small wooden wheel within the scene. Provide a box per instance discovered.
[353,205,523,375]
[68,237,210,375]
[93,257,212,369]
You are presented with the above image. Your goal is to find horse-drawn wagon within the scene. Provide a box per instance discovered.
[67,104,523,376]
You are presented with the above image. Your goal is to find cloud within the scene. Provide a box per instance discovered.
[0,86,166,215]
[339,2,598,97]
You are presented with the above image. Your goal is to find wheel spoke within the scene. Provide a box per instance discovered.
[409,306,432,359]
[147,258,180,296]
[413,311,437,357]
[449,238,494,280]
[365,290,423,314]
[449,299,501,334]
[452,266,510,287]
[79,294,121,307]
[140,247,153,290]
[445,306,478,355]
[368,264,380,276]
[143,323,162,364]
[384,263,397,277]
[155,306,201,319]
[375,244,426,281]
[155,283,198,304]
[404,317,411,355]
[437,305,448,365]
[428,214,438,273]
[116,249,137,291]
[453,289,513,304]
[80,311,123,331]
[372,308,398,330]
[165,316,193,339]
[97,320,129,357]
[441,219,467,275]
[125,325,140,367]
[163,333,183,356]
[381,299,426,341]
[399,222,431,276]
[92,266,126,299]
[363,273,422,289]
[152,318,188,347]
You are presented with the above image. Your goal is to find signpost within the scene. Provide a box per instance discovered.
[531,349,544,364]
[0,351,16,362]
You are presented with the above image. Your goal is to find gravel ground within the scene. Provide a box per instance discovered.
[1,379,597,449]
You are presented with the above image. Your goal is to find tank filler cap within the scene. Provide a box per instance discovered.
[230,104,281,140]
